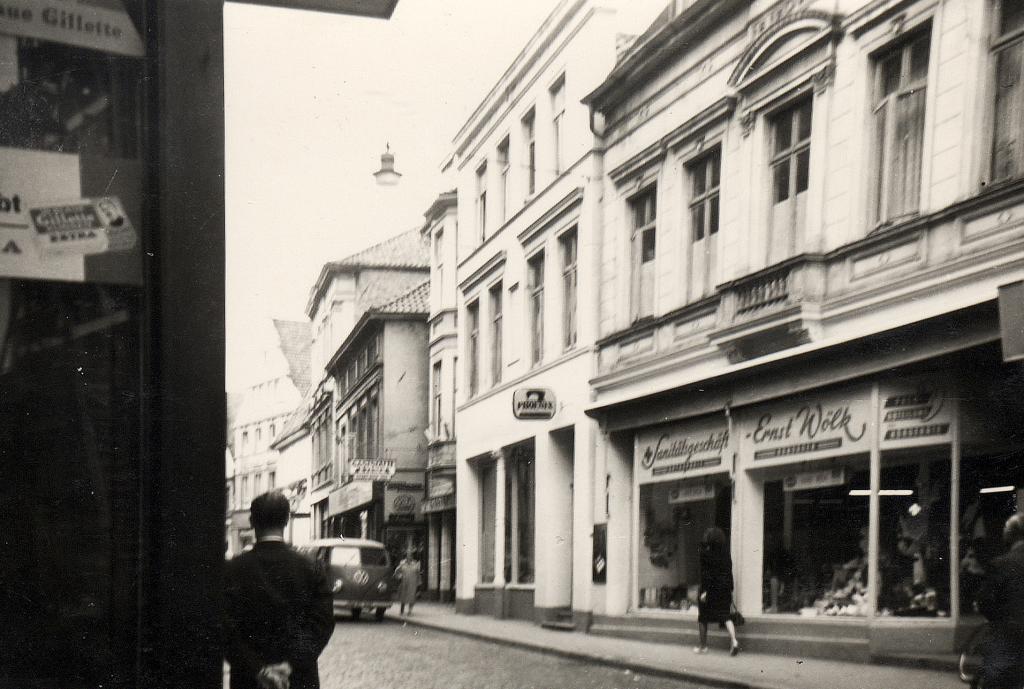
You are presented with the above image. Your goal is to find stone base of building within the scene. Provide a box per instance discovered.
[587,613,985,663]
[464,587,536,621]
[419,589,456,603]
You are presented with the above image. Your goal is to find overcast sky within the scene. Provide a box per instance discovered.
[224,0,665,391]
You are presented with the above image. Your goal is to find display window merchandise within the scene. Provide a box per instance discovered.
[633,415,731,612]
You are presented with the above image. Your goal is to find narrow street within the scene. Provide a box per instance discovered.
[318,618,704,689]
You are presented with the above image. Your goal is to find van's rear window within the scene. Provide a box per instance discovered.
[329,546,388,567]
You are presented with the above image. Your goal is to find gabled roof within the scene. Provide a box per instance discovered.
[271,391,312,451]
[273,319,312,396]
[369,279,430,316]
[306,228,429,316]
[325,280,430,374]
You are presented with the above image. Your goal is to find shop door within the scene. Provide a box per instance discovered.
[383,525,427,586]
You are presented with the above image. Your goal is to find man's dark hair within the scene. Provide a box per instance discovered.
[250,491,290,532]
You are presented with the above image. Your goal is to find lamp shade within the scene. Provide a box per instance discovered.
[373,144,402,186]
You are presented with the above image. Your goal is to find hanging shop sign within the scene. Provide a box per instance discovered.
[384,482,422,521]
[349,458,395,482]
[635,416,729,485]
[428,475,454,499]
[784,466,845,492]
[328,480,373,516]
[740,387,871,464]
[878,381,953,450]
[667,482,717,504]
[512,388,556,419]
[0,148,142,283]
[422,493,455,513]
[0,0,145,57]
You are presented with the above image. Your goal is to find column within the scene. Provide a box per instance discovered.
[455,448,480,608]
[534,430,573,611]
[427,513,440,596]
[441,510,454,599]
[493,449,507,588]
[604,431,633,616]
[572,420,596,616]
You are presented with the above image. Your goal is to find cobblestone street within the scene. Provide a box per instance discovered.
[318,618,703,689]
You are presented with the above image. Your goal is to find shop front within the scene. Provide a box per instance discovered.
[605,340,1023,660]
[422,467,456,602]
[634,415,732,614]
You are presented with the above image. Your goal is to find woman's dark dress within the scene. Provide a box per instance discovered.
[698,547,734,625]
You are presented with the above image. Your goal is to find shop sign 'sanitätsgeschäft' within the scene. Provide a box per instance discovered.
[512,388,556,420]
[741,387,871,464]
[0,0,144,56]
[349,459,395,482]
[635,415,729,485]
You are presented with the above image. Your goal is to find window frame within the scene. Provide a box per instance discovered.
[476,161,488,241]
[497,137,510,223]
[432,360,443,436]
[522,108,537,197]
[527,250,545,367]
[871,28,932,224]
[629,186,658,322]
[489,281,503,386]
[550,75,566,175]
[769,97,813,207]
[466,299,481,397]
[559,227,578,350]
[990,1,1024,182]
[687,147,721,242]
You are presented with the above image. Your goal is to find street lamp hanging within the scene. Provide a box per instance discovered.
[373,143,402,186]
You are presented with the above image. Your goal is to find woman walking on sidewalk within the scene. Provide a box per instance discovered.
[694,527,740,656]
[395,548,421,617]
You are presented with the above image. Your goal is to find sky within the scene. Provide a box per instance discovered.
[224,0,666,391]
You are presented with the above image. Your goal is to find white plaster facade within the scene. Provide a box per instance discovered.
[580,0,1024,658]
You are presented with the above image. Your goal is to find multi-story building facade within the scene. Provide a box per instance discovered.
[422,190,459,601]
[451,0,628,625]
[325,281,430,573]
[579,0,1024,660]
[226,319,311,553]
[304,229,429,538]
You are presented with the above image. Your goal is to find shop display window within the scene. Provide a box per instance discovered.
[503,448,535,584]
[958,452,1023,614]
[479,461,496,583]
[762,461,869,616]
[876,455,950,617]
[637,477,731,611]
[0,37,141,158]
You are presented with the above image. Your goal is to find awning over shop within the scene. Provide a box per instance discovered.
[328,480,374,517]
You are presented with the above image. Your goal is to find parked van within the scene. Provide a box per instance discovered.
[298,538,395,621]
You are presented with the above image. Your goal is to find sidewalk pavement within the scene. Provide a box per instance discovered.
[392,603,965,689]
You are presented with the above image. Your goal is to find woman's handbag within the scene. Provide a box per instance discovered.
[729,601,746,626]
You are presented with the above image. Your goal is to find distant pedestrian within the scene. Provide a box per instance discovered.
[976,512,1024,689]
[224,492,335,689]
[694,526,740,656]
[395,549,421,616]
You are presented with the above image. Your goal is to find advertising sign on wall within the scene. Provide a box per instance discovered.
[740,387,871,464]
[667,482,717,504]
[878,381,953,450]
[0,0,145,57]
[349,458,396,482]
[635,415,730,485]
[384,481,423,522]
[783,467,846,492]
[512,388,557,419]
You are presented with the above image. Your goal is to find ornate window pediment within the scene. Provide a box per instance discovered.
[729,12,840,91]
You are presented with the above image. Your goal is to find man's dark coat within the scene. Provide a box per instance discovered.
[225,541,334,689]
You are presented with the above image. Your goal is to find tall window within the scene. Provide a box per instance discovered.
[268,471,275,490]
[550,76,566,175]
[874,30,930,222]
[242,430,249,454]
[993,3,1024,180]
[687,148,721,299]
[434,229,444,310]
[467,300,480,397]
[242,476,249,504]
[527,251,545,366]
[503,448,535,584]
[476,162,488,241]
[523,108,536,196]
[489,282,503,385]
[269,422,276,438]
[432,361,443,436]
[367,393,379,459]
[560,229,578,349]
[497,137,510,223]
[479,461,496,583]
[769,98,812,262]
[630,187,657,321]
[256,426,262,447]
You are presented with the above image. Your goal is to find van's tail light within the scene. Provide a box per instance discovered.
[376,581,388,593]
[332,579,344,593]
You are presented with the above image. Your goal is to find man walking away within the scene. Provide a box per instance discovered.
[225,492,334,689]
[976,512,1024,689]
